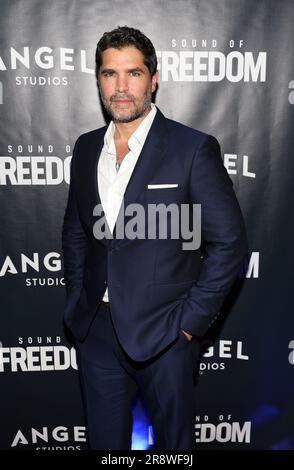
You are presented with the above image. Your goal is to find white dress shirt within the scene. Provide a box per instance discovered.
[98,103,157,302]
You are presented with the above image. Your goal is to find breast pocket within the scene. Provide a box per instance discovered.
[145,186,181,205]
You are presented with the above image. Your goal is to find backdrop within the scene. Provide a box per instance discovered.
[1,0,293,451]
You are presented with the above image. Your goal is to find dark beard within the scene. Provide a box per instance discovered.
[100,88,152,123]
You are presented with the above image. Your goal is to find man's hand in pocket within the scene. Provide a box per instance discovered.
[181,329,193,342]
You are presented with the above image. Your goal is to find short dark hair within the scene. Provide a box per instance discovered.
[95,26,157,78]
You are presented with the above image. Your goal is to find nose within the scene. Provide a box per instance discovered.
[115,74,128,93]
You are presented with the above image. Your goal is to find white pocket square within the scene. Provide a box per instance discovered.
[147,184,178,189]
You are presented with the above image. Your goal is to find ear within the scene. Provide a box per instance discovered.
[151,70,159,93]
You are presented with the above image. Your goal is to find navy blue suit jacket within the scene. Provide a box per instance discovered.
[62,107,247,361]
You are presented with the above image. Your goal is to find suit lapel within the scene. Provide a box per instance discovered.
[90,108,169,247]
[124,108,168,209]
[113,108,169,246]
[85,126,113,247]
[92,129,106,209]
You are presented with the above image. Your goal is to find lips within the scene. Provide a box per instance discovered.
[113,99,131,103]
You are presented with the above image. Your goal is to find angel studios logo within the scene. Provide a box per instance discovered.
[199,339,249,374]
[10,425,86,450]
[0,46,94,87]
[0,251,65,287]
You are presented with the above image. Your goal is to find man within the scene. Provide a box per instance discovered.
[62,26,247,450]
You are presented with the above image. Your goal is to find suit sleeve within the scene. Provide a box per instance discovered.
[180,134,248,337]
[62,137,87,299]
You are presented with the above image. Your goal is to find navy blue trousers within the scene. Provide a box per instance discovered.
[75,302,199,450]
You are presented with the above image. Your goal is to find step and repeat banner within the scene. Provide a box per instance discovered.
[1,0,293,451]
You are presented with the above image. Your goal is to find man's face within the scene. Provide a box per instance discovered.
[98,46,158,123]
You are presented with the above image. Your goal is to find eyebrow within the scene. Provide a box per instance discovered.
[100,67,146,74]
